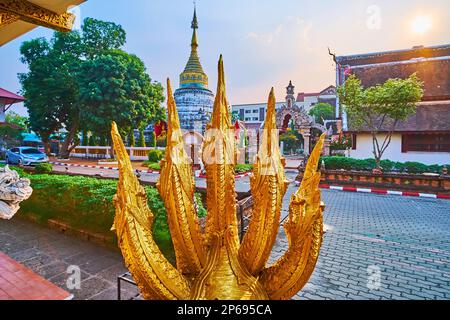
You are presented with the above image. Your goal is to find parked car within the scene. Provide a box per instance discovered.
[5,147,49,166]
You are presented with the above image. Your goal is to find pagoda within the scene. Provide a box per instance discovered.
[174,6,214,133]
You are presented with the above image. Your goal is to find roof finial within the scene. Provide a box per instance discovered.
[192,1,198,30]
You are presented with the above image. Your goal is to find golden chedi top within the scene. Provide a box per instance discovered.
[180,7,208,89]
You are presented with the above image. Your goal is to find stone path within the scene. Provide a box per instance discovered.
[271,173,450,300]
[1,178,449,300]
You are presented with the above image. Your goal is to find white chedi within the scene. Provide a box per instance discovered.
[0,165,33,220]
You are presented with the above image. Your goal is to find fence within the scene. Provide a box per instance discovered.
[70,146,165,161]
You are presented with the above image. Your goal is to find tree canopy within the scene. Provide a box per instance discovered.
[19,18,164,158]
[338,73,423,169]
[308,102,335,125]
[5,111,29,131]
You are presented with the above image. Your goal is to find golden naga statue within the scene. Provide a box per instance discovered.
[110,56,326,300]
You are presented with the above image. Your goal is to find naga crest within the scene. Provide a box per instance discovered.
[0,165,33,220]
[111,56,326,300]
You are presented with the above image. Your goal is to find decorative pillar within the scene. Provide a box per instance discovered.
[303,133,311,156]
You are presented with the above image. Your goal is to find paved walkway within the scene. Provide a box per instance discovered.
[272,173,450,300]
[0,251,72,300]
[1,183,449,300]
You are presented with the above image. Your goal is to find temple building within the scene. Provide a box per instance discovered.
[336,44,450,165]
[231,83,336,124]
[174,7,214,133]
[232,81,332,156]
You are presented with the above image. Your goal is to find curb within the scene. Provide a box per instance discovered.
[198,172,252,179]
[294,181,450,200]
[50,162,252,179]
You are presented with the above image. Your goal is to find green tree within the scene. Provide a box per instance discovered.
[280,129,302,154]
[5,111,29,131]
[81,131,88,146]
[308,102,335,125]
[139,127,146,147]
[77,50,164,141]
[151,131,157,148]
[338,74,423,169]
[19,17,163,158]
[19,32,81,155]
[88,135,96,146]
[128,129,136,147]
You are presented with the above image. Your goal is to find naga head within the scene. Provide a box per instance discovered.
[111,56,326,300]
[0,165,33,220]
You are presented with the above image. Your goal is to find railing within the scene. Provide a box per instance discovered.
[70,146,165,161]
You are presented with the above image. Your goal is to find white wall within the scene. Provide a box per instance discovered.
[349,133,450,165]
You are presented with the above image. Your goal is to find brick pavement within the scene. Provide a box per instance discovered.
[272,176,450,300]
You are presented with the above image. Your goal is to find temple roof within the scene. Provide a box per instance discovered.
[0,0,86,46]
[179,7,208,89]
[336,44,450,66]
[349,58,450,101]
[0,87,25,105]
[348,101,450,133]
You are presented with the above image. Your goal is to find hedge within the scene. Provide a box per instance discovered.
[148,149,165,163]
[319,157,449,174]
[4,166,206,264]
[35,163,53,174]
[142,161,161,171]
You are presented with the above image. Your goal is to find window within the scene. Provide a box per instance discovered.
[402,134,450,153]
[245,110,251,114]
[253,117,259,121]
[245,117,251,121]
[21,148,42,155]
[253,110,258,113]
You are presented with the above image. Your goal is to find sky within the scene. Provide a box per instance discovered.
[1,0,449,116]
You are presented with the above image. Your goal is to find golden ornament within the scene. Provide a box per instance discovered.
[110,56,326,300]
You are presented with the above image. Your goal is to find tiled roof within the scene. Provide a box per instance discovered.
[336,44,450,66]
[347,101,450,132]
[350,58,450,100]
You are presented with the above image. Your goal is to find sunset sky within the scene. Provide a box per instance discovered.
[1,0,449,115]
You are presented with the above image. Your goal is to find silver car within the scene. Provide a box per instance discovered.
[6,147,49,166]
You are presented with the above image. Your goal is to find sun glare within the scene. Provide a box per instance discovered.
[411,15,432,34]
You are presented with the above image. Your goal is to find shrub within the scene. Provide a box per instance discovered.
[143,162,161,171]
[148,149,165,163]
[235,164,253,173]
[35,163,53,174]
[319,156,448,174]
